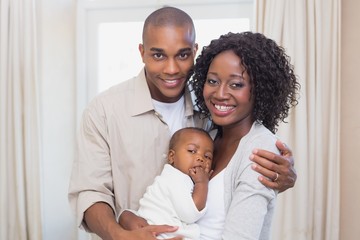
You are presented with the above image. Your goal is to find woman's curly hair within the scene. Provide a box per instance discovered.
[188,31,300,133]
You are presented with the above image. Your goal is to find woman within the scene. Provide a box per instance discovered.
[190,31,300,239]
[119,31,300,239]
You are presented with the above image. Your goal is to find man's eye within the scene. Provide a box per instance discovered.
[188,149,196,154]
[178,53,189,60]
[153,53,163,59]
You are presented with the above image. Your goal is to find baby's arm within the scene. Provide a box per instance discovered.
[189,166,211,211]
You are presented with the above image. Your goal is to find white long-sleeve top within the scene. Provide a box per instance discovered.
[197,122,278,240]
[138,164,207,240]
[222,122,279,239]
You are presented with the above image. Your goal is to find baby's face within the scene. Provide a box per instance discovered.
[168,130,213,175]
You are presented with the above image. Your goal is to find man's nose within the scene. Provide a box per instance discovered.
[164,58,180,74]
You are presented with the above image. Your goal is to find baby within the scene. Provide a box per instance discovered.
[121,127,214,239]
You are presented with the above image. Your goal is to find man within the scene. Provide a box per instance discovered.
[68,6,296,240]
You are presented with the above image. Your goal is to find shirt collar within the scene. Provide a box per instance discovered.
[131,68,153,116]
[131,68,195,117]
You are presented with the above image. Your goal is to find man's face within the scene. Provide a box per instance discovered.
[139,25,198,103]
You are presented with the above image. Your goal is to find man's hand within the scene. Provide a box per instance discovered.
[84,203,182,240]
[119,210,148,230]
[118,211,182,239]
[250,140,297,193]
[120,225,182,240]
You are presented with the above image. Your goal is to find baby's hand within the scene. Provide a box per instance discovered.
[189,166,210,184]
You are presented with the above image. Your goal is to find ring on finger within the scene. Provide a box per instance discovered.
[273,172,279,182]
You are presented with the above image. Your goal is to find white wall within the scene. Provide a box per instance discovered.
[340,0,360,238]
[38,0,78,239]
[35,1,360,240]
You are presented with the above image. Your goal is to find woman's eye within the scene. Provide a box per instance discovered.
[206,79,218,85]
[230,82,245,88]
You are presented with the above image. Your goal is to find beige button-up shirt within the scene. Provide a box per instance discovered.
[68,69,208,229]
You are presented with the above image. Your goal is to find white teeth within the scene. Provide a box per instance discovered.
[214,104,234,111]
[165,79,177,83]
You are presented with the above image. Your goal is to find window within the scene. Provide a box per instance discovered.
[98,18,250,93]
[76,0,253,119]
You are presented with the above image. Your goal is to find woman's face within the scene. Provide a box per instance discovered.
[203,50,254,129]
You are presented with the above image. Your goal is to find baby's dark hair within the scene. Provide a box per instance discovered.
[189,31,300,133]
[169,127,212,150]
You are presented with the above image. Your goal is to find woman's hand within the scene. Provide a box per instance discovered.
[250,140,297,193]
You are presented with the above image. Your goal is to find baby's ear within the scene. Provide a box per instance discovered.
[168,149,175,165]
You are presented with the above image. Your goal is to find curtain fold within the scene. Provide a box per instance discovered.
[0,0,42,239]
[254,0,340,239]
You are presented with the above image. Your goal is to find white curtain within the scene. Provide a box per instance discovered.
[0,0,42,239]
[254,0,340,239]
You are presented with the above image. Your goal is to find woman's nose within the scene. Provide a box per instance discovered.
[214,84,229,99]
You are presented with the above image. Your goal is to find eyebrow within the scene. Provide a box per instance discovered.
[149,47,192,54]
[187,143,198,147]
[207,72,244,79]
[150,47,164,53]
[187,143,213,152]
[178,48,192,53]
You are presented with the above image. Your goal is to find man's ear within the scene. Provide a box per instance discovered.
[139,44,145,62]
[168,150,175,165]
[194,43,198,55]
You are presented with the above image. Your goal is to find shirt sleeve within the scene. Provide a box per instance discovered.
[68,100,115,231]
[167,168,207,224]
[222,135,278,239]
